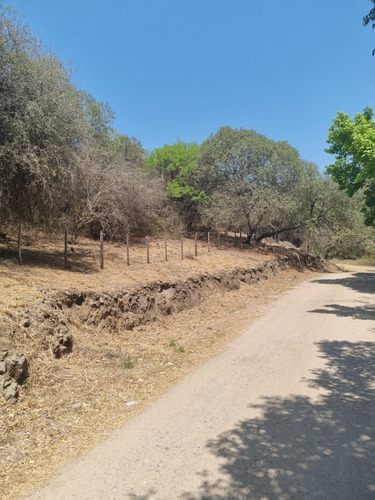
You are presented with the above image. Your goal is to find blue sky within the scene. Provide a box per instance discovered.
[5,0,375,169]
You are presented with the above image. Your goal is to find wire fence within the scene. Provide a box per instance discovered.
[8,223,249,270]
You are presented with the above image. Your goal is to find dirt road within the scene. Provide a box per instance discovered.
[27,271,375,500]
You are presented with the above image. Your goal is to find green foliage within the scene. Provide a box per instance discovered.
[147,141,203,199]
[295,167,374,258]
[147,141,205,227]
[325,107,375,225]
[197,127,303,240]
[198,127,301,191]
[196,128,375,258]
[121,355,134,369]
[167,338,185,352]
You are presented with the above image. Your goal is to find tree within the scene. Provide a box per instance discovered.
[61,141,165,241]
[325,107,375,225]
[197,126,303,240]
[105,131,145,168]
[79,90,115,142]
[147,141,205,227]
[0,6,166,238]
[291,163,374,258]
[0,6,89,226]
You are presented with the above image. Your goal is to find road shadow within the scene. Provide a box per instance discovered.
[127,490,157,500]
[310,303,375,322]
[180,340,375,499]
[312,273,375,295]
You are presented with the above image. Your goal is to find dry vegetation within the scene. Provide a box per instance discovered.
[1,233,324,499]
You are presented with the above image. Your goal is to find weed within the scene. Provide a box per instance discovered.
[22,379,32,390]
[168,338,185,352]
[121,354,134,369]
[8,331,18,343]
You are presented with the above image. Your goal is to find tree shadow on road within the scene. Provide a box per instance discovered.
[181,340,375,499]
[310,303,375,322]
[310,272,374,326]
[312,272,374,295]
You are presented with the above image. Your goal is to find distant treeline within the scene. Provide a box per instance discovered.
[1,7,374,259]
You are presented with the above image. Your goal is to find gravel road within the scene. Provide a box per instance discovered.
[27,271,375,500]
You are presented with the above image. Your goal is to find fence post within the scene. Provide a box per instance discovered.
[226,230,229,247]
[181,237,184,260]
[165,237,168,262]
[64,229,68,269]
[208,231,210,253]
[217,230,220,248]
[126,234,130,266]
[240,231,243,248]
[100,231,104,269]
[146,236,150,263]
[17,222,22,265]
[195,231,198,257]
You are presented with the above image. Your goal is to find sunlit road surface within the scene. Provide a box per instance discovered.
[27,271,375,500]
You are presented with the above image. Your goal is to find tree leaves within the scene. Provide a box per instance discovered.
[326,108,375,225]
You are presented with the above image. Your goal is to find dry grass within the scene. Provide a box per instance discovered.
[0,233,317,499]
[332,259,375,273]
[0,232,270,304]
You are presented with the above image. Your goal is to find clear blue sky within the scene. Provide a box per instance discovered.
[5,0,375,169]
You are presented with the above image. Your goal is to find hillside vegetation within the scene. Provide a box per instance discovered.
[0,6,374,259]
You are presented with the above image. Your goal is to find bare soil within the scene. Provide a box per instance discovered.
[0,233,329,499]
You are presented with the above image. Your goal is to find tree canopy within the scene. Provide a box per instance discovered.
[325,107,375,225]
[146,141,205,227]
[147,141,202,200]
[196,127,303,241]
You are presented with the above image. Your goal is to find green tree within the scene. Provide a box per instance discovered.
[147,141,204,226]
[325,107,375,225]
[197,127,303,240]
[292,163,374,258]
